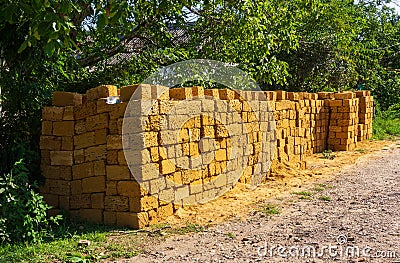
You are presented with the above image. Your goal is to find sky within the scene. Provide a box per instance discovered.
[387,0,400,13]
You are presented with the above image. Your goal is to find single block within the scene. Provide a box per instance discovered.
[50,151,73,166]
[94,160,106,176]
[46,179,71,195]
[204,89,219,99]
[107,135,123,150]
[53,121,74,136]
[52,91,83,106]
[82,176,105,193]
[117,181,142,197]
[104,211,117,225]
[161,159,176,174]
[40,136,62,150]
[71,180,82,195]
[70,194,91,209]
[329,100,343,107]
[106,181,118,195]
[317,92,334,100]
[169,87,192,100]
[97,99,114,113]
[276,90,287,100]
[63,106,74,121]
[109,103,127,119]
[116,212,149,229]
[104,196,129,212]
[87,85,118,101]
[41,165,72,180]
[42,107,64,121]
[127,84,153,100]
[218,89,235,100]
[62,136,74,151]
[334,92,355,100]
[191,86,205,98]
[85,113,109,132]
[84,145,107,162]
[74,132,97,149]
[74,102,97,120]
[72,162,94,180]
[120,85,139,102]
[91,193,105,209]
[106,165,131,180]
[157,204,174,219]
[59,195,70,210]
[79,209,103,224]
[41,121,53,135]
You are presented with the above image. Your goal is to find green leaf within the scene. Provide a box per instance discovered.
[32,0,43,11]
[45,41,55,56]
[98,12,108,28]
[20,4,33,15]
[32,29,41,40]
[17,40,28,53]
[3,5,16,23]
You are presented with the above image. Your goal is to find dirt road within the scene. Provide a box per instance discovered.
[128,142,400,263]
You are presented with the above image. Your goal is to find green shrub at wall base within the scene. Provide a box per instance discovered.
[0,160,62,244]
[372,103,400,140]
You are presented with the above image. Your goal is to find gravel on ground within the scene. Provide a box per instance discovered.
[126,141,400,263]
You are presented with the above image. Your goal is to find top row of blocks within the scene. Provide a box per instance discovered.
[51,85,371,107]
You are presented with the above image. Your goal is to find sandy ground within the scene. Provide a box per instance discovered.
[163,139,399,228]
[123,139,400,262]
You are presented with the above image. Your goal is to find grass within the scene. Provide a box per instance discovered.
[259,204,280,215]
[311,186,325,192]
[321,150,336,160]
[318,195,331,201]
[0,222,136,263]
[291,191,313,197]
[0,220,206,263]
[225,232,236,239]
[292,191,313,200]
[292,184,335,201]
[168,222,205,235]
[372,108,400,140]
[315,183,335,189]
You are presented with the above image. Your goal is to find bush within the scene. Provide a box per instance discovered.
[0,159,61,244]
[372,103,400,140]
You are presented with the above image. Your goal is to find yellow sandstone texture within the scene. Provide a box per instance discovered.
[39,85,373,228]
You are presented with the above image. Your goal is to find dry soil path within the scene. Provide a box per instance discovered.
[128,142,400,263]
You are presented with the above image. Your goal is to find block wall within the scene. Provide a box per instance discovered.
[39,85,373,228]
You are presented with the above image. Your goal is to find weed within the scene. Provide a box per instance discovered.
[311,186,325,192]
[225,232,236,239]
[372,106,400,140]
[260,204,280,215]
[292,191,313,197]
[312,183,335,192]
[318,195,331,201]
[0,160,62,244]
[322,150,336,160]
[170,222,205,235]
[315,183,335,189]
[0,222,143,263]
